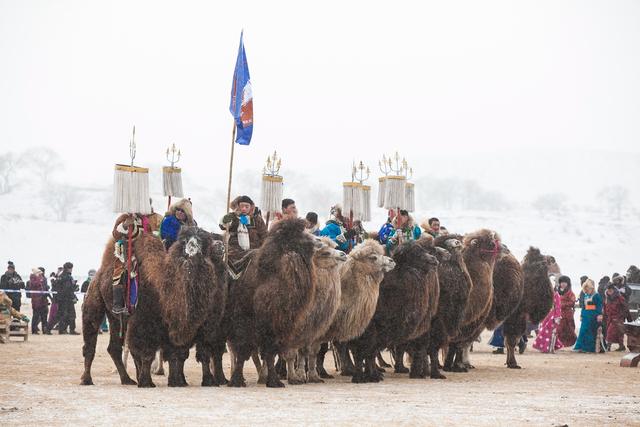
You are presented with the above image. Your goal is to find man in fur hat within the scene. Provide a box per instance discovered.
[221,195,267,264]
[1,261,24,311]
[160,198,196,249]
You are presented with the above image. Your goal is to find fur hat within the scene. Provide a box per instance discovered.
[38,267,45,274]
[32,267,41,275]
[168,198,195,225]
[237,195,254,206]
[63,262,74,270]
[88,269,97,277]
[7,261,14,269]
[581,278,595,293]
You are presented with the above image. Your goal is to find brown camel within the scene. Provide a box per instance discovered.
[484,244,525,331]
[227,218,322,388]
[127,227,227,387]
[443,229,500,372]
[281,238,347,384]
[80,215,166,386]
[315,240,395,379]
[502,246,554,368]
[348,240,440,383]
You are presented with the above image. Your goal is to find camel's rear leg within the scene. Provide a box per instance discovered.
[265,352,285,388]
[283,349,305,385]
[196,343,217,387]
[227,345,249,388]
[80,307,102,385]
[505,334,521,369]
[306,343,324,383]
[105,314,137,385]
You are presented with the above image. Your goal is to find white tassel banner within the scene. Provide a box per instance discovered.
[113,164,152,214]
[343,182,363,220]
[377,177,387,208]
[162,166,184,197]
[405,182,415,212]
[383,175,407,210]
[361,185,371,222]
[261,175,283,216]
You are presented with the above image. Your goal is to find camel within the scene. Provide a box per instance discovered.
[502,246,554,368]
[80,215,166,386]
[126,227,227,387]
[409,234,472,379]
[628,265,640,283]
[484,244,525,331]
[348,240,440,383]
[280,238,346,384]
[443,229,500,373]
[227,218,322,388]
[315,240,396,379]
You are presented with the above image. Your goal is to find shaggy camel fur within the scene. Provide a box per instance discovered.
[281,238,347,384]
[410,234,472,379]
[502,246,554,369]
[127,227,227,387]
[227,218,322,388]
[81,215,166,386]
[349,240,440,383]
[316,240,395,378]
[443,229,500,373]
[484,244,524,331]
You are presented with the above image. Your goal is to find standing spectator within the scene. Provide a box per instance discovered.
[27,268,50,334]
[604,283,630,351]
[1,261,24,311]
[377,210,396,245]
[160,199,196,249]
[47,271,60,332]
[80,269,97,293]
[280,198,298,220]
[574,279,603,353]
[612,274,631,304]
[533,288,564,353]
[557,275,577,347]
[578,275,590,309]
[56,262,79,335]
[305,212,320,236]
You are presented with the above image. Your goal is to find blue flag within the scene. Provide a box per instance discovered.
[229,31,253,146]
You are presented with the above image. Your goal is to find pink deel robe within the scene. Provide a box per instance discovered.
[533,291,564,353]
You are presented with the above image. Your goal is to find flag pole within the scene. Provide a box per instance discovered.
[226,121,237,211]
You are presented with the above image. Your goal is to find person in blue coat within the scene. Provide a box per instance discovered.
[319,205,353,252]
[385,210,421,255]
[574,278,604,353]
[160,199,195,249]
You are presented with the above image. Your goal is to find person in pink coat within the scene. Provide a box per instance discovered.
[533,289,564,353]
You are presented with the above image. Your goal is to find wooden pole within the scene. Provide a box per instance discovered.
[226,122,237,211]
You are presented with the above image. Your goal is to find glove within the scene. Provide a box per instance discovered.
[222,213,235,227]
[21,315,30,322]
[336,234,347,244]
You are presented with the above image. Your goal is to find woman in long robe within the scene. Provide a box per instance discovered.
[557,275,577,347]
[574,279,603,353]
[533,290,564,353]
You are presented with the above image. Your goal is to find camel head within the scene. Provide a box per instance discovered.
[522,246,549,277]
[463,229,501,261]
[434,234,464,262]
[313,237,347,269]
[348,240,396,274]
[393,241,439,270]
[173,227,216,259]
[627,265,640,283]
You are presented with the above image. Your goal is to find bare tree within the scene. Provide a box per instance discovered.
[531,193,567,215]
[43,183,81,222]
[19,147,63,187]
[0,153,16,194]
[598,185,629,220]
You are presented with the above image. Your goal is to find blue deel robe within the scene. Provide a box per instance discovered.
[319,221,349,252]
[574,292,603,353]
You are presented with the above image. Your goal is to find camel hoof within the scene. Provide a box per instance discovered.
[451,365,468,373]
[80,377,94,386]
[377,366,386,372]
[341,368,356,377]
[409,372,427,379]
[351,373,366,384]
[507,364,521,369]
[138,381,156,388]
[430,373,447,380]
[201,377,218,387]
[287,377,305,385]
[215,376,229,386]
[227,377,246,388]
[394,366,409,374]
[319,372,333,379]
[307,375,324,384]
[121,377,137,386]
[266,378,285,388]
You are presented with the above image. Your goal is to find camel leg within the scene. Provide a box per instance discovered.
[257,360,268,384]
[152,351,165,376]
[251,351,262,373]
[307,343,324,383]
[295,349,308,382]
[211,341,228,385]
[80,314,101,385]
[227,346,248,388]
[106,316,136,385]
[336,342,356,376]
[377,350,392,368]
[429,346,446,379]
[167,347,189,387]
[264,352,285,388]
[316,342,333,379]
[350,346,366,383]
[409,348,426,379]
[393,345,409,374]
[462,345,474,369]
[196,343,216,387]
[275,354,287,379]
[443,344,456,372]
[284,349,305,385]
[505,334,521,369]
[134,355,156,388]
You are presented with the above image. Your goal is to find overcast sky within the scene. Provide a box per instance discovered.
[1,1,639,203]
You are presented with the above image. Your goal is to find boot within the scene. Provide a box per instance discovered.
[112,284,127,315]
